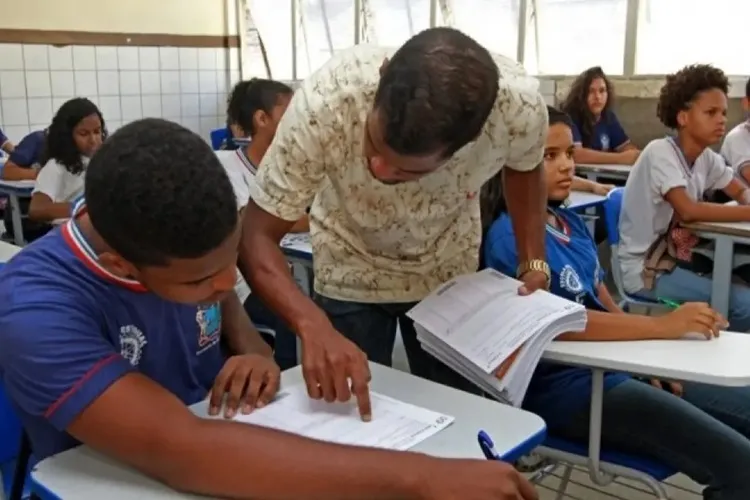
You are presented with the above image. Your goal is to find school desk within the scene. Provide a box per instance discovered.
[0,239,22,262]
[576,163,631,183]
[541,331,750,484]
[0,178,34,246]
[29,362,547,499]
[568,191,606,211]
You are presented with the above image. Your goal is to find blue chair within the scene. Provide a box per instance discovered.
[603,187,667,313]
[210,128,230,151]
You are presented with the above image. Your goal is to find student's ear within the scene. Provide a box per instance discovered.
[379,58,389,77]
[99,252,139,280]
[676,109,688,129]
[253,109,269,132]
[743,97,750,114]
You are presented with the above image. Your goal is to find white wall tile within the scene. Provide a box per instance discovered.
[179,48,198,70]
[53,97,70,112]
[181,94,200,117]
[25,71,51,98]
[117,47,139,70]
[48,46,73,70]
[141,95,162,118]
[198,48,217,70]
[0,44,24,70]
[217,93,228,114]
[180,71,199,93]
[160,71,181,94]
[74,71,98,96]
[161,94,181,118]
[216,72,228,94]
[30,124,48,133]
[229,70,240,87]
[140,71,160,95]
[72,46,97,71]
[1,99,29,125]
[138,47,160,70]
[119,71,140,96]
[200,116,221,138]
[50,71,75,97]
[159,47,179,70]
[107,120,123,133]
[95,47,118,70]
[199,93,218,116]
[3,126,30,141]
[215,48,227,71]
[228,48,240,71]
[120,95,142,121]
[198,71,218,94]
[97,71,120,96]
[181,117,200,134]
[0,72,26,98]
[27,98,53,125]
[97,95,122,121]
[23,45,49,70]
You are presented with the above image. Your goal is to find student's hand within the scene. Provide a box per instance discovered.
[518,270,549,295]
[494,348,522,380]
[593,183,615,196]
[617,149,640,165]
[300,328,372,421]
[209,354,281,418]
[656,302,727,340]
[650,379,684,397]
[422,458,538,499]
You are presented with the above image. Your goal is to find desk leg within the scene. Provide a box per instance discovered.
[587,369,614,486]
[8,194,24,246]
[711,237,733,319]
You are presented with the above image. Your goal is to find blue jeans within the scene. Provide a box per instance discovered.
[640,266,750,332]
[555,379,750,499]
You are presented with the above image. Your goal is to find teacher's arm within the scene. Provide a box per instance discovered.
[502,93,548,293]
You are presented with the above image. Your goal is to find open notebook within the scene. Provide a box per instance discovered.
[407,268,587,406]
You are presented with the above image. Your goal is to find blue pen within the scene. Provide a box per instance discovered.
[478,430,548,482]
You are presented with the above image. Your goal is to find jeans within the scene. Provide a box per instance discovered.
[243,294,298,371]
[639,267,750,332]
[314,294,479,393]
[555,378,750,499]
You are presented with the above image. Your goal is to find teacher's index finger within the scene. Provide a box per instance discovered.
[350,362,372,422]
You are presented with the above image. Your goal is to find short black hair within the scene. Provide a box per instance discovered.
[226,78,293,135]
[547,105,573,129]
[745,77,750,99]
[561,66,613,148]
[86,119,238,266]
[41,97,107,175]
[374,27,499,157]
[657,64,729,129]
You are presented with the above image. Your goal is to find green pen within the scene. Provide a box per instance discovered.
[657,297,682,309]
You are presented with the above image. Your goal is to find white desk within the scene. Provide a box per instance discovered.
[568,191,606,211]
[30,363,546,500]
[576,163,631,182]
[0,179,34,246]
[540,332,750,486]
[0,239,21,262]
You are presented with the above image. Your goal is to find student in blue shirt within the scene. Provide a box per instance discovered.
[483,106,750,498]
[0,118,532,500]
[1,129,45,181]
[561,66,640,166]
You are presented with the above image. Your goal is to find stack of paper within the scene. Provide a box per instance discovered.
[232,384,454,451]
[407,268,587,406]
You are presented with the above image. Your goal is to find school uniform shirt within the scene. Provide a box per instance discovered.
[250,44,548,303]
[571,110,629,152]
[0,206,225,460]
[721,122,750,180]
[484,207,629,428]
[33,157,88,203]
[0,127,9,150]
[618,137,734,293]
[8,130,45,167]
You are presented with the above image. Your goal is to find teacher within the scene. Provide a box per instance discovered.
[239,27,550,418]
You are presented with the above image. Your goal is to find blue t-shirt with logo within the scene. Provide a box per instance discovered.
[571,110,629,152]
[0,222,225,459]
[484,208,628,429]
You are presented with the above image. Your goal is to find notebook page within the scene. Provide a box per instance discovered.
[232,385,454,451]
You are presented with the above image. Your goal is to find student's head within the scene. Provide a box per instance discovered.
[85,119,240,305]
[544,107,576,205]
[44,97,106,175]
[561,67,613,145]
[226,78,294,141]
[743,77,750,114]
[366,27,499,184]
[657,64,728,147]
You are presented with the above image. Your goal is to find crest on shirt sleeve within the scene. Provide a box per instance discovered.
[196,303,222,354]
[120,325,147,366]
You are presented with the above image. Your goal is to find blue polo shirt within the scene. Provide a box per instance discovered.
[484,207,629,430]
[571,110,629,152]
[8,130,45,167]
[0,216,225,459]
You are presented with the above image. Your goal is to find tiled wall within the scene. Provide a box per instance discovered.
[0,43,241,144]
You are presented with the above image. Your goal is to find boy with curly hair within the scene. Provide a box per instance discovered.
[619,64,750,331]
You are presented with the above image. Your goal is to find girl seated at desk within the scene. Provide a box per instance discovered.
[483,105,750,498]
[29,98,105,226]
[561,66,639,166]
[619,64,750,332]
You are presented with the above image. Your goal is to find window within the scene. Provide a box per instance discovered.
[450,0,519,58]
[525,0,627,75]
[369,0,431,47]
[635,0,750,75]
[248,0,294,80]
[297,0,355,78]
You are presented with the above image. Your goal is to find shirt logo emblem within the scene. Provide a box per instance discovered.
[196,303,222,354]
[560,264,584,297]
[600,134,610,151]
[120,325,147,366]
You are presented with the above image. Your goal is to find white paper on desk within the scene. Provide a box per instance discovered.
[233,384,454,451]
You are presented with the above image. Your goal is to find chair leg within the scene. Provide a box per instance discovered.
[9,431,31,500]
[554,465,573,500]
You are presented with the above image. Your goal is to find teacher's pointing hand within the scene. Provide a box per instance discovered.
[300,326,372,421]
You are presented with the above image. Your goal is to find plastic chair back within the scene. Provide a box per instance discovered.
[603,187,624,246]
[210,128,230,150]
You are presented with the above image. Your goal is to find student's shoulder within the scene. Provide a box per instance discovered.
[638,137,673,162]
[215,150,240,170]
[485,213,517,249]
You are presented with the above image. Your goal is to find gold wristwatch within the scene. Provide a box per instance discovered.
[516,259,551,288]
